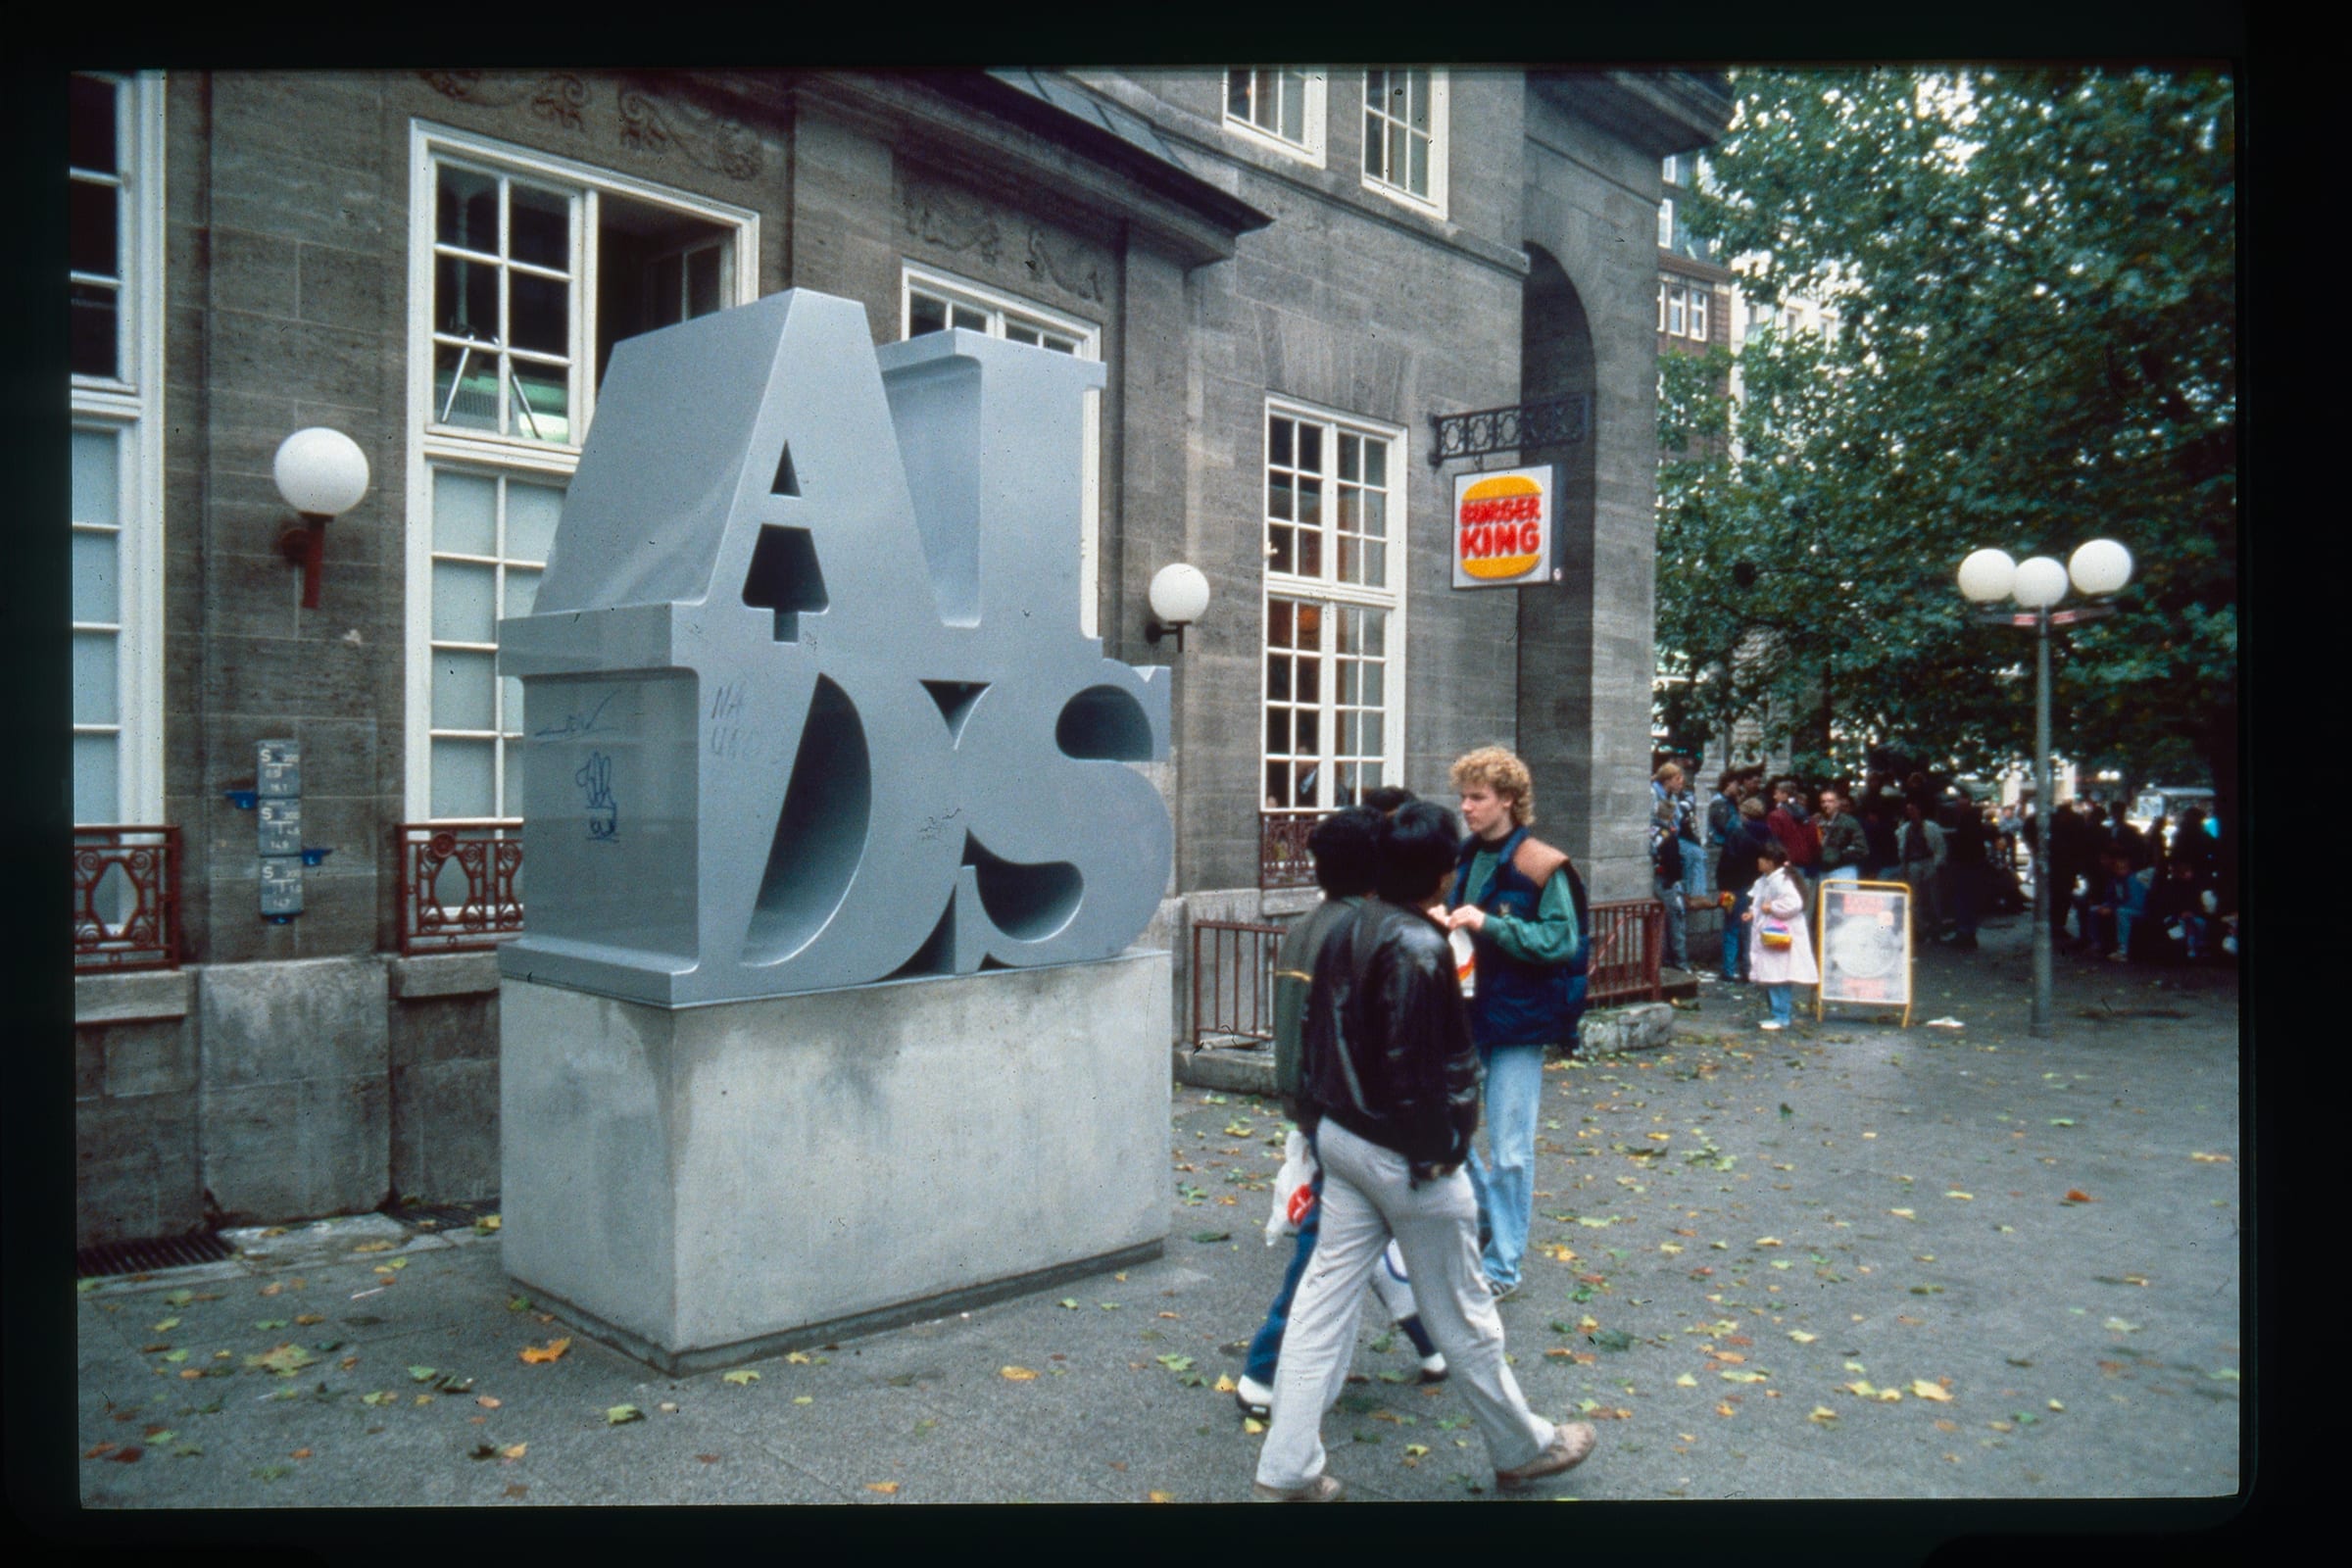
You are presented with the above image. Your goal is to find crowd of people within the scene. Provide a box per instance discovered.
[1237,750,2232,1500]
[1646,761,2239,978]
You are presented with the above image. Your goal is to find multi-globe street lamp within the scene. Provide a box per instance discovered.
[1957,539,2133,1038]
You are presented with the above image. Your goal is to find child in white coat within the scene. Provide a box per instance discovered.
[1743,841,1820,1030]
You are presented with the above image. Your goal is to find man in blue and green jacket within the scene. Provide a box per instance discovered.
[1444,746,1590,1300]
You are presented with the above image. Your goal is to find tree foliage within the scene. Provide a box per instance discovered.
[1657,67,2235,800]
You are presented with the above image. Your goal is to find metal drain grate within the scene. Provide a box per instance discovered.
[76,1231,236,1282]
[384,1197,500,1232]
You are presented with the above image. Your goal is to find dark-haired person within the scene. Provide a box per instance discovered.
[1237,807,1444,1420]
[1252,802,1594,1501]
[1446,747,1588,1302]
[1717,795,1771,983]
[1744,840,1818,1030]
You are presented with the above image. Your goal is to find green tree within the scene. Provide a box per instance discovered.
[1658,67,2235,821]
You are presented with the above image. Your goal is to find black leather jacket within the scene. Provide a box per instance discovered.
[1298,899,1483,1178]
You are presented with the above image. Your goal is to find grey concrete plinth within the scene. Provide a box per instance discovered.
[499,949,1170,1374]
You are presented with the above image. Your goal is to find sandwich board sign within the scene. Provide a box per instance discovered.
[1815,879,1913,1026]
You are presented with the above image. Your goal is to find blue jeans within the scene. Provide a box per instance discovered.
[1682,840,1713,901]
[1466,1040,1545,1292]
[1764,981,1794,1025]
[1245,1170,1322,1385]
[1654,873,1690,969]
[1722,887,1751,980]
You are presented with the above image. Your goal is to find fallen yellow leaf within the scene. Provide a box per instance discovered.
[1945,1191,1974,1200]
[1147,1490,1178,1502]
[518,1338,570,1364]
[2189,1152,2231,1163]
[502,1444,526,1459]
[1715,1402,1737,1418]
[1889,1208,1916,1219]
[1788,1331,1818,1344]
[1808,1406,1838,1423]
[1754,1237,1783,1248]
[1001,1366,1039,1382]
[476,1396,501,1409]
[784,1351,811,1364]
[1675,1373,1697,1387]
[1213,1375,1236,1393]
[1243,1417,1266,1435]
[1911,1381,1952,1402]
[865,1482,899,1494]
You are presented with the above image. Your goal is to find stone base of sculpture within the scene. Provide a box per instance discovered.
[499,950,1170,1375]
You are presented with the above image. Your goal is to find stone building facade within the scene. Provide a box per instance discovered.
[70,67,1728,1246]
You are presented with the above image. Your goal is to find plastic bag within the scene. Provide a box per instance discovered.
[1265,1130,1317,1245]
[1759,916,1794,951]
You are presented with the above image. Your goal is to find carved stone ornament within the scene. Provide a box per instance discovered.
[1025,225,1104,303]
[900,184,1003,266]
[418,71,587,131]
[616,85,762,180]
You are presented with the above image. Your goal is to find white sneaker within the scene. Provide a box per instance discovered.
[1235,1374,1274,1420]
[1759,1020,1787,1031]
[1419,1350,1448,1383]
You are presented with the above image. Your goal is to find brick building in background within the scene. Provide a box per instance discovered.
[70,67,1728,1246]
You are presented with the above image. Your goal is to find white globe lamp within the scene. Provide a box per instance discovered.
[272,427,370,611]
[2068,538,2132,598]
[1147,563,1211,650]
[2010,556,2070,611]
[1956,549,2018,604]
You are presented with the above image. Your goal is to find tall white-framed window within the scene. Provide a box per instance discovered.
[405,122,759,822]
[1657,196,1676,250]
[1224,68,1327,165]
[900,264,1104,637]
[1361,69,1447,218]
[1261,400,1405,812]
[70,71,166,827]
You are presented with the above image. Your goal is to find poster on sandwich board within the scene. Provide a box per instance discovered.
[1450,466,1562,589]
[1814,879,1913,1026]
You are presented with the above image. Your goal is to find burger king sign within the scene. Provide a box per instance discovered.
[1450,466,1557,590]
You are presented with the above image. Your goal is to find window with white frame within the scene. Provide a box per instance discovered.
[1657,196,1676,250]
[70,71,165,829]
[407,123,758,822]
[1262,403,1403,812]
[1361,69,1447,216]
[1224,68,1326,163]
[901,264,1103,637]
[1659,278,1710,343]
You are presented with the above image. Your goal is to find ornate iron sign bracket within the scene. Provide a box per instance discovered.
[1427,393,1591,467]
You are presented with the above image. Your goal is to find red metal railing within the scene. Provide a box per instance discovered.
[1191,918,1285,1048]
[1259,810,1316,891]
[72,825,183,972]
[395,820,524,954]
[1585,898,1664,1006]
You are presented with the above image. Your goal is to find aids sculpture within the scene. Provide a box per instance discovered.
[497,289,1171,1006]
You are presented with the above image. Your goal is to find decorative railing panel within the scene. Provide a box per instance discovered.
[1585,897,1664,1007]
[72,826,183,973]
[1191,918,1285,1048]
[1258,810,1317,891]
[396,820,525,954]
[1427,393,1592,467]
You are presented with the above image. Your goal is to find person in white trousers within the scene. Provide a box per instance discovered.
[1252,801,1595,1501]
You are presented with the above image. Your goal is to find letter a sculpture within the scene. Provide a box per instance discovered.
[498,290,1171,1006]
